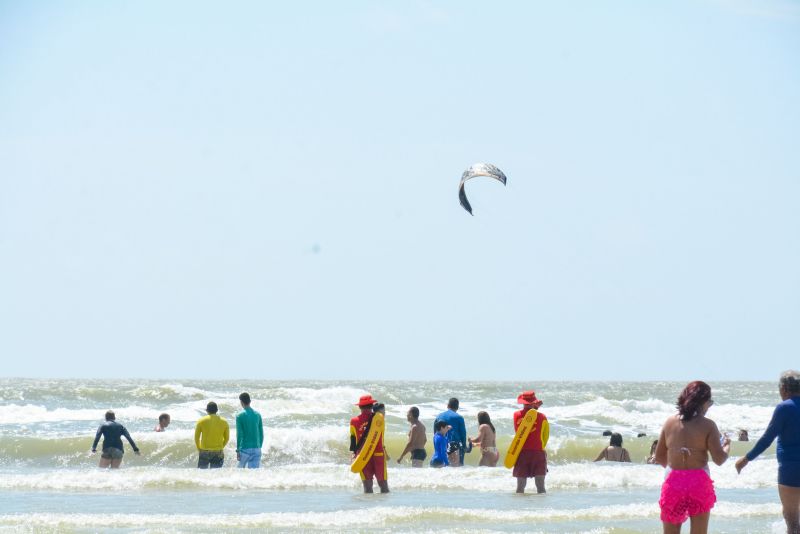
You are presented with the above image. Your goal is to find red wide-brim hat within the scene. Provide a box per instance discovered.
[517,390,543,408]
[355,394,377,407]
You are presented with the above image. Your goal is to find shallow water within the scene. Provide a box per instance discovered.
[0,379,785,532]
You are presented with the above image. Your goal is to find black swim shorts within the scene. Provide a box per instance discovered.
[411,448,427,461]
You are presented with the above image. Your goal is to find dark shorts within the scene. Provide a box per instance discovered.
[411,449,427,461]
[198,450,224,469]
[779,461,800,487]
[101,447,124,460]
[513,449,547,478]
[360,452,387,482]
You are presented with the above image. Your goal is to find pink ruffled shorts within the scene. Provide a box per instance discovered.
[659,468,716,525]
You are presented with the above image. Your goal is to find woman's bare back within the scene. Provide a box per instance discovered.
[657,414,727,470]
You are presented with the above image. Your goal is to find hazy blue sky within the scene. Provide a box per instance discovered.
[1,1,798,380]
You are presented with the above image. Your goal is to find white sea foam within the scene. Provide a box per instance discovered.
[0,459,779,492]
[0,501,781,529]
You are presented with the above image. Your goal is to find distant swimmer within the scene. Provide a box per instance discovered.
[194,401,229,469]
[435,398,467,467]
[236,392,264,468]
[736,370,800,534]
[91,410,140,469]
[469,411,499,467]
[594,432,631,462]
[655,381,729,534]
[510,390,549,494]
[430,420,450,467]
[397,406,427,467]
[154,413,170,432]
[646,440,659,464]
[737,429,749,442]
[349,394,389,493]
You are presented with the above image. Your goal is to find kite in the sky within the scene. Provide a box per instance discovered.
[458,163,507,215]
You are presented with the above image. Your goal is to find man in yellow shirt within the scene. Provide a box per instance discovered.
[194,401,230,469]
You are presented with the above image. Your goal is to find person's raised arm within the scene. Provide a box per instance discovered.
[122,426,140,454]
[738,404,783,473]
[654,426,668,467]
[707,422,730,466]
[91,426,103,452]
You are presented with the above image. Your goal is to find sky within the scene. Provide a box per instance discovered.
[0,1,798,381]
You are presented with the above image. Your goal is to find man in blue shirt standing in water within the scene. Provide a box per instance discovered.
[436,398,467,466]
[236,392,264,468]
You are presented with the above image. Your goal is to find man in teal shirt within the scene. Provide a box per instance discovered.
[236,392,264,468]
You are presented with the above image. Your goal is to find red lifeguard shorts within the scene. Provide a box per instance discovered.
[513,450,547,478]
[360,452,387,482]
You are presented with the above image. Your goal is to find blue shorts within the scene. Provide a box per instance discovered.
[779,461,800,487]
[238,448,262,469]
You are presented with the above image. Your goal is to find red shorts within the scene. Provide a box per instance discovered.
[513,449,547,478]
[360,452,387,482]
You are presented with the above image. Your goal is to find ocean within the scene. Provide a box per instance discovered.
[0,379,785,533]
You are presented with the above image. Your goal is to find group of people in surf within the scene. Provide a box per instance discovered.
[89,371,800,534]
[349,390,549,495]
[91,391,264,469]
[349,372,800,534]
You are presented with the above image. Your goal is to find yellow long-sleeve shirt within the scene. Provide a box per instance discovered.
[194,414,230,451]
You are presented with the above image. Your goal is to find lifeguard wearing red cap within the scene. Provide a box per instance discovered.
[356,394,377,407]
[517,391,543,409]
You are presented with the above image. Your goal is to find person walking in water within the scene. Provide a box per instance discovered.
[236,392,264,468]
[194,401,229,469]
[736,370,800,534]
[430,420,450,467]
[436,398,467,467]
[91,410,140,469]
[513,391,549,493]
[397,406,427,467]
[469,411,499,467]
[594,432,631,462]
[655,381,730,534]
[349,394,388,493]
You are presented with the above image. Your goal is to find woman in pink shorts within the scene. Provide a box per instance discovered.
[654,381,731,534]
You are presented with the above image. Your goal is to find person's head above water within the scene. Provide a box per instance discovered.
[239,392,251,406]
[105,410,115,422]
[677,381,712,421]
[206,402,218,415]
[780,370,800,399]
[447,398,459,411]
[609,433,623,447]
[158,413,170,426]
[407,407,419,421]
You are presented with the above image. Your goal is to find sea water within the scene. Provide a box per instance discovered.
[0,379,786,533]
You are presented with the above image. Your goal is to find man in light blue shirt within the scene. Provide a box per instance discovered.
[235,392,264,468]
[436,397,467,466]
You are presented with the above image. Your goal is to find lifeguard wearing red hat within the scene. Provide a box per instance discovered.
[349,394,388,493]
[513,390,549,494]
